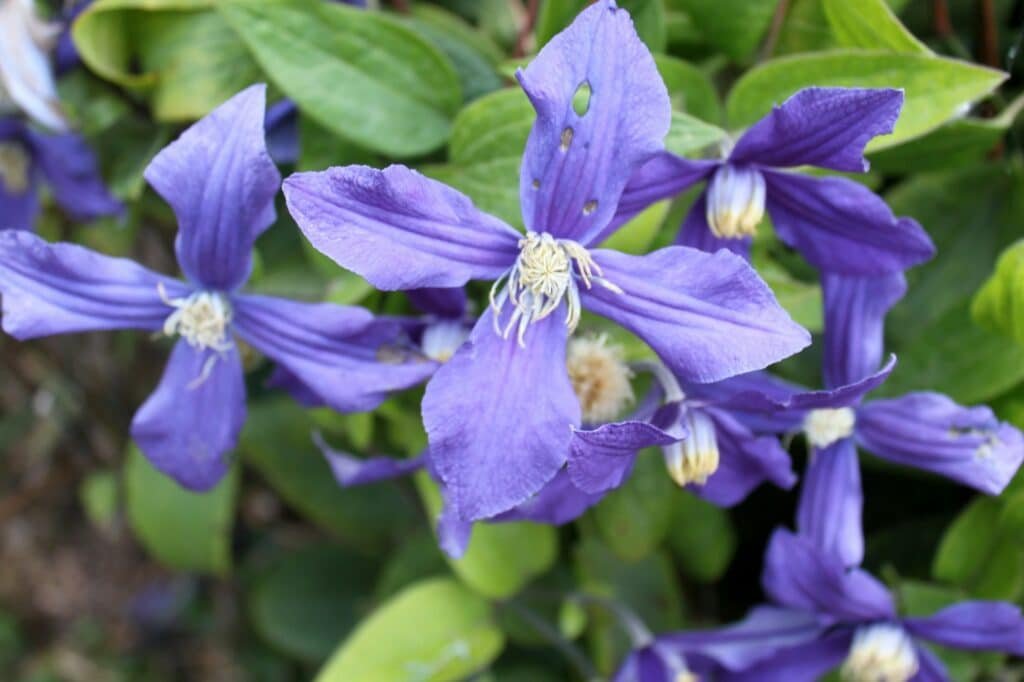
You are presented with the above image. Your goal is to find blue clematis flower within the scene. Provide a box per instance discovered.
[614,87,936,275]
[0,116,120,230]
[0,85,435,490]
[0,0,66,131]
[720,272,1024,567]
[284,0,810,522]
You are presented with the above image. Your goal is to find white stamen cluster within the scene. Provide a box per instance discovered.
[665,409,719,486]
[0,141,29,192]
[420,320,469,363]
[841,624,919,682]
[804,407,856,449]
[566,334,634,423]
[159,284,233,353]
[490,231,621,347]
[706,164,766,239]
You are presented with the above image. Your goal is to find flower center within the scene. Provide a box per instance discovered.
[0,142,29,193]
[421,320,469,363]
[159,284,233,352]
[664,409,719,486]
[841,624,919,682]
[566,334,634,423]
[804,407,856,449]
[490,231,621,347]
[705,164,766,239]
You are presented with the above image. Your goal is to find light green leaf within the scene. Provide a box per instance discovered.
[823,0,930,54]
[618,0,668,53]
[124,446,238,575]
[535,0,589,48]
[416,474,557,599]
[405,5,504,102]
[79,470,119,530]
[599,200,670,255]
[756,259,823,333]
[249,545,377,664]
[727,51,1006,150]
[218,0,460,157]
[594,452,675,561]
[315,578,504,682]
[664,111,728,156]
[932,497,1024,600]
[972,240,1024,345]
[674,0,778,60]
[654,54,722,124]
[667,491,737,583]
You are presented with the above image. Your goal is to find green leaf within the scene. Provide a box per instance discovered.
[618,0,668,53]
[654,55,723,124]
[727,51,1006,150]
[972,240,1024,346]
[823,0,930,54]
[599,200,670,255]
[74,1,260,121]
[315,578,504,682]
[933,496,1024,600]
[406,5,504,102]
[594,452,675,561]
[415,474,557,599]
[124,446,238,575]
[248,545,377,664]
[218,0,460,157]
[755,259,823,333]
[79,470,119,530]
[674,0,778,60]
[667,492,737,583]
[535,0,589,48]
[664,111,728,156]
[241,399,418,553]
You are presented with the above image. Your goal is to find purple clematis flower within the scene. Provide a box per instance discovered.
[568,358,797,508]
[0,0,66,131]
[718,529,1024,681]
[725,272,1024,567]
[284,0,810,522]
[615,87,935,274]
[0,115,120,230]
[0,85,434,489]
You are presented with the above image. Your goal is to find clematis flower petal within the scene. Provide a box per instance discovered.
[694,407,796,506]
[580,246,810,384]
[315,435,427,487]
[0,230,183,339]
[405,286,468,319]
[912,646,949,682]
[130,341,246,490]
[437,499,474,558]
[26,129,121,222]
[0,0,65,131]
[904,602,1024,655]
[822,273,906,388]
[494,469,605,525]
[285,164,520,289]
[730,88,903,173]
[423,308,580,521]
[517,0,670,245]
[856,392,1024,494]
[661,606,828,672]
[762,529,895,623]
[144,84,281,291]
[796,439,864,568]
[567,413,681,494]
[789,355,896,411]
[724,630,853,682]
[763,171,934,275]
[233,294,436,413]
[675,190,752,257]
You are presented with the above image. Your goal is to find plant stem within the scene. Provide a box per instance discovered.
[501,599,603,682]
[760,0,791,61]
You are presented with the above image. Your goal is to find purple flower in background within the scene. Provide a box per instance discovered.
[568,358,797,508]
[728,272,1024,567]
[284,0,809,522]
[616,88,935,274]
[0,85,434,489]
[0,115,120,230]
[720,529,1024,681]
[55,0,94,74]
[0,0,66,131]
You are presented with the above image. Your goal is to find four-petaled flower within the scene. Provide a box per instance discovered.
[284,0,810,522]
[0,85,435,489]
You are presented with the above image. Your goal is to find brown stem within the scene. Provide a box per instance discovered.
[760,0,791,61]
[979,0,1000,67]
[514,0,540,58]
[933,0,953,38]
[389,0,410,14]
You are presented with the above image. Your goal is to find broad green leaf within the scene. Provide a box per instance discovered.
[886,164,1024,340]
[534,0,589,48]
[674,0,778,60]
[654,54,722,124]
[73,0,260,121]
[374,531,449,600]
[218,0,460,157]
[124,446,238,575]
[618,0,668,53]
[600,200,670,255]
[241,399,418,553]
[248,545,377,664]
[667,491,737,583]
[932,496,1024,600]
[727,51,1006,150]
[756,259,823,333]
[896,580,964,617]
[594,452,675,561]
[416,474,557,598]
[823,0,930,54]
[664,111,728,156]
[973,241,1024,345]
[406,5,504,102]
[315,578,504,682]
[773,0,917,55]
